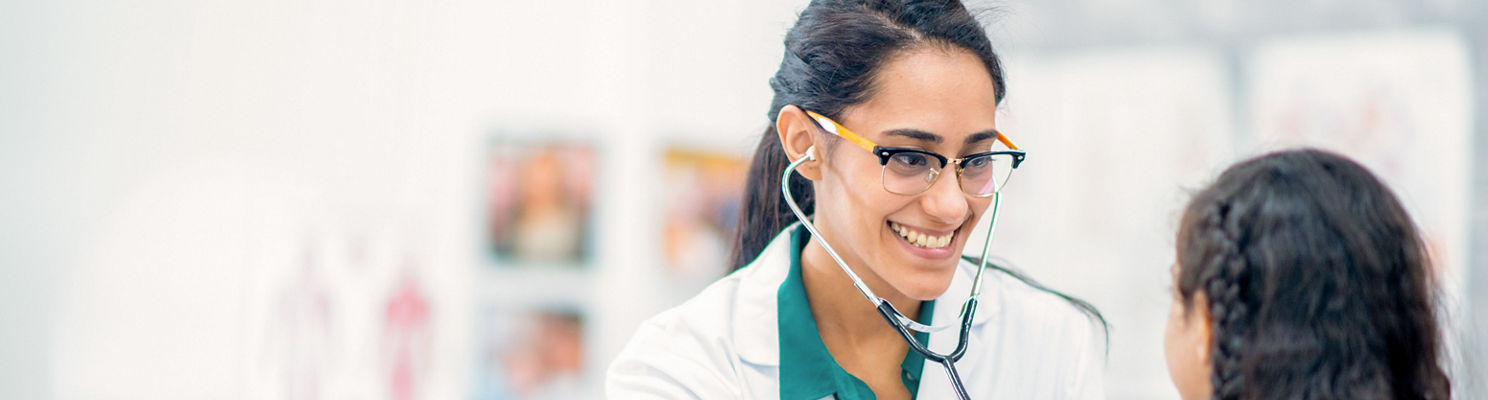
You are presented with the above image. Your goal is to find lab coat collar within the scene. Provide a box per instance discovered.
[733,222,1002,368]
[732,223,795,367]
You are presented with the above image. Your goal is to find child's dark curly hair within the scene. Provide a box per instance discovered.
[1175,148,1450,400]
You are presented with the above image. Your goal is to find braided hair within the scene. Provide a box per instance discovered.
[1187,201,1249,400]
[1175,149,1450,400]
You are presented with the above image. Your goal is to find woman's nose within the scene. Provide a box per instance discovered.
[919,168,970,225]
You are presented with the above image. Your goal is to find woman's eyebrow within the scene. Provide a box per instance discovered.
[964,131,997,146]
[882,128,942,144]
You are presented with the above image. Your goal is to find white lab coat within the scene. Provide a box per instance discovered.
[608,225,1107,399]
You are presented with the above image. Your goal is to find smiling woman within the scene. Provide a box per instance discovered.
[778,46,1012,302]
[607,1,1108,399]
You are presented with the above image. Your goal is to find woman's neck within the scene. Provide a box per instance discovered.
[798,227,920,399]
[799,236,919,344]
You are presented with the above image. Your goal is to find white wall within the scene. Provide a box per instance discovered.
[0,0,799,398]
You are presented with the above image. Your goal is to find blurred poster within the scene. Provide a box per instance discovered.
[486,140,596,265]
[661,148,746,293]
[236,208,459,400]
[1245,29,1473,300]
[263,248,336,400]
[473,307,589,400]
[382,272,432,400]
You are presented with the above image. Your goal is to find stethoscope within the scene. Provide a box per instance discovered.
[781,145,1002,400]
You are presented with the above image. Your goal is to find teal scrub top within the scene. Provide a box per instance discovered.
[777,226,936,399]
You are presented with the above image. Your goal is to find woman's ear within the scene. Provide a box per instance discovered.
[777,105,823,181]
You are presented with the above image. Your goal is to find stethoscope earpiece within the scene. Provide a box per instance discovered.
[803,145,817,161]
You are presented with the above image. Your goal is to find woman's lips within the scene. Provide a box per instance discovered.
[888,221,960,260]
[889,221,955,248]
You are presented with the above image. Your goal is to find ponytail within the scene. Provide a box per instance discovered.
[730,125,815,269]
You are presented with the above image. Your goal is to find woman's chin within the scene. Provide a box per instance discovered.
[894,273,957,301]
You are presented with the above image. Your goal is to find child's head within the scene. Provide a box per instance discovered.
[1163,149,1450,400]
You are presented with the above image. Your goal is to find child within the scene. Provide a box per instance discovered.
[1163,149,1451,399]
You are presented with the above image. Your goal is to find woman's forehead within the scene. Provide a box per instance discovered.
[842,49,1000,144]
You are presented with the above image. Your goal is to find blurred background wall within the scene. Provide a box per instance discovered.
[1,0,1484,399]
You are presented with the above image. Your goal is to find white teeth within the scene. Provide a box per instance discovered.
[890,221,953,249]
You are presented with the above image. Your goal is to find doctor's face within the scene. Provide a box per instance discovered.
[811,47,1000,300]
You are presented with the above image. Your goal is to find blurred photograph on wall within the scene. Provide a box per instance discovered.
[472,306,589,400]
[485,139,596,266]
[660,148,746,294]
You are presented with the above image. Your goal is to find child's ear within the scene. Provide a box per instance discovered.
[776,105,823,181]
[1193,291,1214,365]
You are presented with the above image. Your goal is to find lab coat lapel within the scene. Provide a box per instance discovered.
[732,223,798,367]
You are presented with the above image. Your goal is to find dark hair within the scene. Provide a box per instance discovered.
[1176,148,1451,400]
[730,0,1006,268]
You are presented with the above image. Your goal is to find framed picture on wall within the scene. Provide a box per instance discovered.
[471,305,590,400]
[660,147,747,294]
[485,138,596,267]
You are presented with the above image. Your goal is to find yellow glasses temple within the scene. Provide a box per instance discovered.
[803,110,878,152]
[804,109,1022,152]
[996,133,1020,151]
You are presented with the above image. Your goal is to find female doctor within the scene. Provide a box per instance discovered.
[609,1,1107,398]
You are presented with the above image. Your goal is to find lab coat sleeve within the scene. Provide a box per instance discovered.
[1065,318,1108,400]
[606,310,743,399]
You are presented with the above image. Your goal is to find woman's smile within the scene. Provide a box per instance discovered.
[886,220,962,260]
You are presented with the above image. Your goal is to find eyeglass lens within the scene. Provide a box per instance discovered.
[881,152,1015,196]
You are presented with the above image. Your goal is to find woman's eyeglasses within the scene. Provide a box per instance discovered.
[803,109,1026,197]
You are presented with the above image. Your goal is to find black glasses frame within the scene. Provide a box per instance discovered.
[871,147,1027,170]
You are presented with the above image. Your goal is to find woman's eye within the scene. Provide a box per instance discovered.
[893,153,928,167]
[961,156,995,174]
